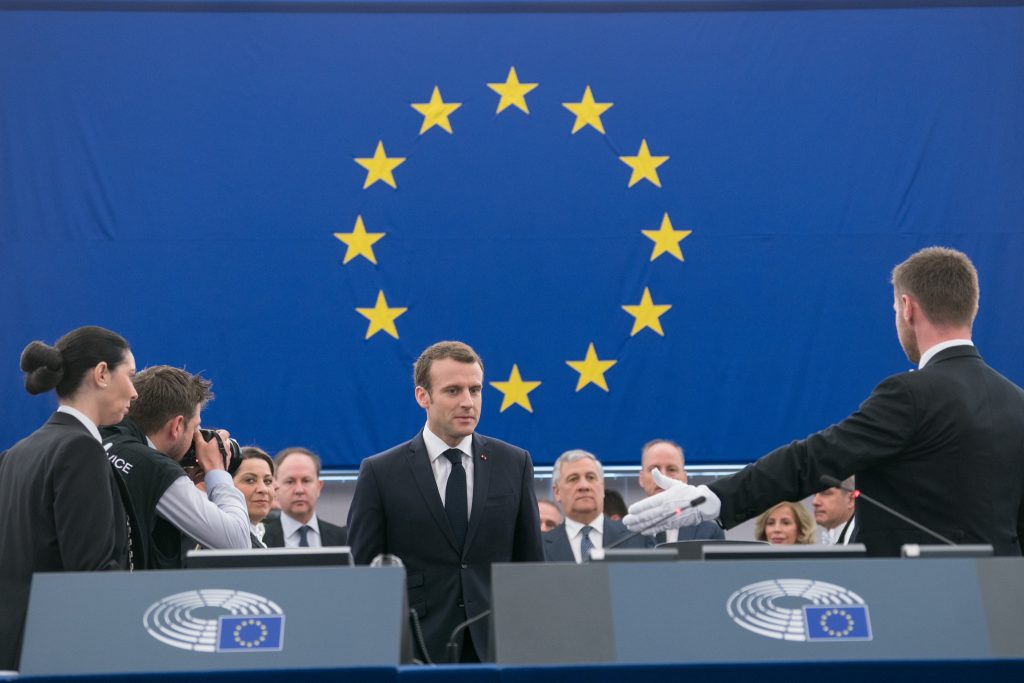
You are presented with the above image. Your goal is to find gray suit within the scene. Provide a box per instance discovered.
[543,516,653,562]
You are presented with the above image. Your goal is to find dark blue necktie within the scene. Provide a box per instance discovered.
[580,525,595,562]
[444,449,468,551]
[298,525,311,547]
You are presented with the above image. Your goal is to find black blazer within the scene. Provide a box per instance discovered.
[710,346,1024,556]
[543,516,653,562]
[262,514,348,547]
[0,412,130,670]
[347,431,543,663]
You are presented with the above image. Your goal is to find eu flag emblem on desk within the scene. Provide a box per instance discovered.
[216,616,285,652]
[803,606,872,641]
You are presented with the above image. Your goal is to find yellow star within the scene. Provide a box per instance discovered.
[411,86,462,135]
[641,213,692,262]
[619,139,669,188]
[355,290,407,340]
[354,141,406,189]
[562,86,613,134]
[334,215,385,265]
[487,67,538,115]
[489,364,542,413]
[566,343,617,392]
[622,287,672,336]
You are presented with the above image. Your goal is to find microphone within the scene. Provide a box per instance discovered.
[445,609,492,663]
[604,495,708,552]
[819,475,955,546]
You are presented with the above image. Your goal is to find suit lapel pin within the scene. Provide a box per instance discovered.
[480,453,488,461]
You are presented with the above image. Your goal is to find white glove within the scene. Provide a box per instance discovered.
[622,469,722,535]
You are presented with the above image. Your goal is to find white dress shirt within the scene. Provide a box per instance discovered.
[423,424,474,519]
[280,512,323,548]
[821,515,856,545]
[57,405,102,442]
[917,339,973,369]
[251,522,267,548]
[563,515,605,564]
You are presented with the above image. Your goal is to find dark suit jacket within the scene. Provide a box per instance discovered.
[0,412,130,670]
[710,346,1024,556]
[834,513,858,545]
[262,514,348,547]
[347,431,543,663]
[655,520,726,545]
[543,516,653,561]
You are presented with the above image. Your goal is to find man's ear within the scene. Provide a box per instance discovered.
[901,294,916,324]
[415,385,430,409]
[167,414,186,441]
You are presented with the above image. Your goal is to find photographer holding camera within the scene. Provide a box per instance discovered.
[102,365,250,569]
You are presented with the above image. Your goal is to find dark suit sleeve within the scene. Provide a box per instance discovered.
[346,457,385,565]
[53,434,123,571]
[711,374,917,528]
[511,451,543,562]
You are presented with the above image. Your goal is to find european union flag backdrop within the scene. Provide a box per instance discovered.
[2,1,1023,467]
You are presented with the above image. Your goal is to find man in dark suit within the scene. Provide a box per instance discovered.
[812,476,857,545]
[544,450,652,562]
[637,439,724,543]
[625,247,1024,557]
[347,341,543,663]
[263,447,347,547]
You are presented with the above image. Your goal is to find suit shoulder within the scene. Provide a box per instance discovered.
[364,436,419,464]
[319,518,346,532]
[475,433,529,458]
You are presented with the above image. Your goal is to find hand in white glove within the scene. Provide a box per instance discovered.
[622,469,722,535]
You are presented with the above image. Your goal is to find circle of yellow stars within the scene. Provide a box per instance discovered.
[232,618,270,648]
[818,608,856,637]
[335,66,696,413]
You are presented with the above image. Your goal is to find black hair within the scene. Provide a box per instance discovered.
[20,326,130,398]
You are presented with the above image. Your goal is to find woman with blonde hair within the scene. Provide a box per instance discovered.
[754,501,816,545]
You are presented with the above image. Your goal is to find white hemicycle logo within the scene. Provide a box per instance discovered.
[143,589,284,652]
[726,579,866,642]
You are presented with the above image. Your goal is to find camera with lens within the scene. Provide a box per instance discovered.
[180,428,241,476]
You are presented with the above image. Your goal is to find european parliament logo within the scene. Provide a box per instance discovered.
[144,589,286,653]
[726,579,873,642]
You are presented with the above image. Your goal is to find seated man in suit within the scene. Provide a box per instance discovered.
[638,439,724,543]
[813,476,857,545]
[263,447,347,547]
[544,449,651,562]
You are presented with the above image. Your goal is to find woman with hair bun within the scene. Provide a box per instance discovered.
[0,326,138,671]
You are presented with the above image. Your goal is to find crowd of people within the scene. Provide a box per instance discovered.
[2,246,1023,669]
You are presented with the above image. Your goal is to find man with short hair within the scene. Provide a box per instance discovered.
[103,366,250,569]
[638,439,724,543]
[347,341,543,663]
[626,247,1024,557]
[813,476,857,545]
[538,499,563,533]
[544,450,651,563]
[263,447,347,547]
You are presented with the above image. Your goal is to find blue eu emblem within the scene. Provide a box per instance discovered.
[803,605,872,641]
[216,615,285,652]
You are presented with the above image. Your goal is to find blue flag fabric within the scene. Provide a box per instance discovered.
[2,2,1023,467]
[803,605,872,641]
[217,616,285,652]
